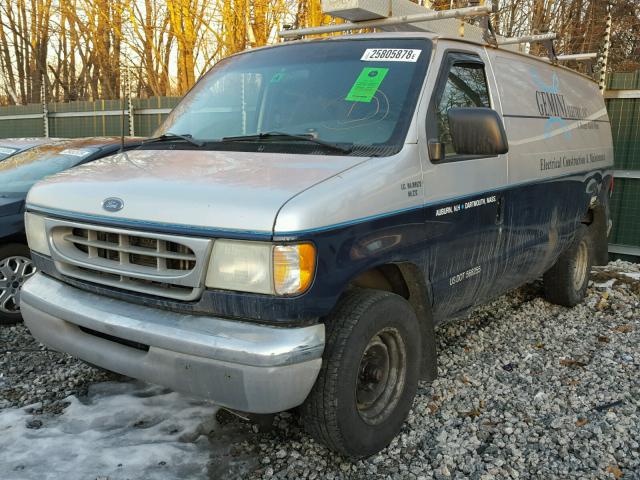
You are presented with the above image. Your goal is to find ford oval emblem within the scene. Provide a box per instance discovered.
[102,197,124,212]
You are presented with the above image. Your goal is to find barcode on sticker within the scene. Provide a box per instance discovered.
[60,149,91,158]
[361,49,421,62]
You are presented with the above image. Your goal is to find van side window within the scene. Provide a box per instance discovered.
[436,61,490,157]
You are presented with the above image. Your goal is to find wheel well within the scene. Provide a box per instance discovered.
[1,232,27,246]
[350,264,410,299]
[349,263,437,381]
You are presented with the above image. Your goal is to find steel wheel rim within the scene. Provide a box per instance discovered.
[573,241,589,291]
[356,327,407,425]
[0,255,36,314]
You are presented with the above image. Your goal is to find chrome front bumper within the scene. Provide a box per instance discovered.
[21,273,325,413]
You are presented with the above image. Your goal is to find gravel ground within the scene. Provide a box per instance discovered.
[1,260,638,479]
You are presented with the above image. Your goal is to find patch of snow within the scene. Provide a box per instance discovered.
[592,279,616,289]
[0,381,219,480]
[621,272,640,281]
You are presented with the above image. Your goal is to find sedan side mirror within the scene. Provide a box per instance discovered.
[447,107,509,156]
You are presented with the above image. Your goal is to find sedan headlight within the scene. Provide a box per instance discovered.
[24,212,50,256]
[205,240,316,296]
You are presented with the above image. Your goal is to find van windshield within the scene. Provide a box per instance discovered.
[156,38,431,156]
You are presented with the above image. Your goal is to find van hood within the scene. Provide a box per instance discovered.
[27,149,366,234]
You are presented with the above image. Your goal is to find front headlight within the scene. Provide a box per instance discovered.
[24,212,50,256]
[205,240,316,296]
[206,240,274,294]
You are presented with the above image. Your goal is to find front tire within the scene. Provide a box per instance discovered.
[301,289,421,459]
[543,224,593,307]
[0,243,36,325]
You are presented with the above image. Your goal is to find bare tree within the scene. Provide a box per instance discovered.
[0,0,637,106]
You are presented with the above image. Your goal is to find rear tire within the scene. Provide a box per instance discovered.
[543,224,593,307]
[300,289,421,459]
[0,243,36,325]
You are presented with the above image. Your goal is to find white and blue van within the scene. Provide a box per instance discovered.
[21,26,613,457]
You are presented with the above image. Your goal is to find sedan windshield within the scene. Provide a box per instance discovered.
[0,147,18,161]
[0,147,97,193]
[156,38,431,156]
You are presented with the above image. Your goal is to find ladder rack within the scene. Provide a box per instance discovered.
[279,4,492,39]
[497,32,556,46]
[278,0,601,69]
[556,52,598,62]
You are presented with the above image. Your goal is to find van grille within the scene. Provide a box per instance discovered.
[67,227,197,271]
[46,219,212,301]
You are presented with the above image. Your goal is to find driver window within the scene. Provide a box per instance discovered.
[436,60,490,156]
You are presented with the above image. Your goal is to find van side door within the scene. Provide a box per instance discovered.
[419,45,508,321]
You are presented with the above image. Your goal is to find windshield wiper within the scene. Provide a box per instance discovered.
[221,131,352,154]
[143,132,205,148]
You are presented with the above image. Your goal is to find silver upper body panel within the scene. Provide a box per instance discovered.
[26,35,613,237]
[27,148,369,234]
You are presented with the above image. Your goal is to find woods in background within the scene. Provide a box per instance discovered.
[0,0,638,105]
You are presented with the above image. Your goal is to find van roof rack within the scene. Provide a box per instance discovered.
[279,4,494,40]
[278,0,597,65]
[556,53,598,62]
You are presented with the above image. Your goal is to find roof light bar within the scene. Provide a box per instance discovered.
[278,4,493,39]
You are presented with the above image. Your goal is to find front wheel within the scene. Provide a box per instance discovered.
[300,289,421,459]
[0,243,37,325]
[543,224,593,307]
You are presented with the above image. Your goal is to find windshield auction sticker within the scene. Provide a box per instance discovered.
[346,67,389,103]
[60,149,92,158]
[361,49,421,62]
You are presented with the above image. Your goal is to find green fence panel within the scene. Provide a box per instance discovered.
[610,177,640,247]
[0,103,43,138]
[607,98,640,171]
[607,71,640,90]
[48,99,129,138]
[607,71,640,258]
[0,97,181,139]
[133,97,180,137]
[0,118,44,138]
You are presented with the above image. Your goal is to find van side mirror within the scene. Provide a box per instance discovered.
[447,108,509,156]
[427,140,444,162]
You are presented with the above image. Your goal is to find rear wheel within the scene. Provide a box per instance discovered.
[543,224,593,307]
[0,244,36,325]
[300,289,421,459]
